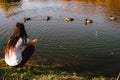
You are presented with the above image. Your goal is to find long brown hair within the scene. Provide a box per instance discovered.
[4,23,28,57]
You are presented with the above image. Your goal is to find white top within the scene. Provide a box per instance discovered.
[5,37,29,66]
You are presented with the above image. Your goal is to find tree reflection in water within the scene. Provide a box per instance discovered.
[0,0,21,12]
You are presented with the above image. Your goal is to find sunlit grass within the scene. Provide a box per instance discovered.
[0,58,119,80]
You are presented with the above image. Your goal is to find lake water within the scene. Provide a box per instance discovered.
[0,0,120,73]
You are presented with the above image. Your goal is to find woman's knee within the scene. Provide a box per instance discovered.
[22,45,35,54]
[27,45,35,51]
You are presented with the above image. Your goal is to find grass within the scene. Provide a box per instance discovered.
[0,58,119,80]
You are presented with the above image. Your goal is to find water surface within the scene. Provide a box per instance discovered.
[0,0,120,73]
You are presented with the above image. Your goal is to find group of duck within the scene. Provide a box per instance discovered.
[24,16,117,25]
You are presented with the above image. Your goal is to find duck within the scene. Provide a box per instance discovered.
[24,17,31,22]
[84,19,93,24]
[65,17,74,22]
[110,16,117,21]
[46,16,50,21]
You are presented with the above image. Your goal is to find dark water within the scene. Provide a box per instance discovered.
[0,0,120,73]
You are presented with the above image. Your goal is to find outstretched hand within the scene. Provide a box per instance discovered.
[32,39,38,45]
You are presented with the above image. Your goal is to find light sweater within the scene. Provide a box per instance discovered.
[5,37,29,66]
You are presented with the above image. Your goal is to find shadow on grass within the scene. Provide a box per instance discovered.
[52,64,120,78]
[0,57,120,79]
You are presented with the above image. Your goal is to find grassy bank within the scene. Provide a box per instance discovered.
[0,58,119,80]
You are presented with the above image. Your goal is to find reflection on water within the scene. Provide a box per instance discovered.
[0,0,120,73]
[60,0,120,18]
[0,0,21,12]
[0,0,20,2]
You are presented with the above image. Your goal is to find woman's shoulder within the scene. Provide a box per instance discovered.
[18,37,23,42]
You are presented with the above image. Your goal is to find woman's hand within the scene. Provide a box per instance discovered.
[28,39,38,45]
[32,39,38,45]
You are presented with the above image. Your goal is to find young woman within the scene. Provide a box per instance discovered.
[4,23,38,67]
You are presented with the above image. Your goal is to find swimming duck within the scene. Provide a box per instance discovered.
[24,17,31,22]
[46,16,50,21]
[110,16,117,21]
[84,19,93,24]
[65,17,74,22]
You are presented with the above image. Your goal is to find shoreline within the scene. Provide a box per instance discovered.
[0,58,119,80]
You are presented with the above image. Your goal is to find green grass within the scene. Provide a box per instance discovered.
[0,58,119,80]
